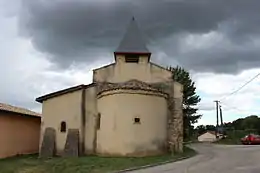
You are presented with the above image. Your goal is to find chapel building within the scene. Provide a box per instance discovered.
[36,18,183,157]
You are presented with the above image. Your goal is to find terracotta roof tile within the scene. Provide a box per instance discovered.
[0,103,41,117]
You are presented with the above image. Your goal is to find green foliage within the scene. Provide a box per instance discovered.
[168,66,202,139]
[214,130,249,145]
[194,125,216,136]
[209,115,260,144]
[224,115,260,134]
[195,125,216,135]
[195,125,206,135]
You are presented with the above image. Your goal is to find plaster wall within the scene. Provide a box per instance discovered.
[96,89,168,156]
[84,86,98,154]
[93,55,172,83]
[40,90,82,155]
[0,113,40,158]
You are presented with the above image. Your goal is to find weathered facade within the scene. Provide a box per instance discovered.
[36,18,183,157]
[0,103,41,159]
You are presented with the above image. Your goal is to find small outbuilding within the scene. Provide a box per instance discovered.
[198,131,223,142]
[0,103,41,158]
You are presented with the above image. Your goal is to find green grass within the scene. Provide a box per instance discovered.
[214,138,242,145]
[0,147,196,173]
[214,130,247,145]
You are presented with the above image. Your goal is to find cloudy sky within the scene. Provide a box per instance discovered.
[1,0,260,125]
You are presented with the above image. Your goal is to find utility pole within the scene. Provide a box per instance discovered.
[214,100,220,138]
[219,105,224,134]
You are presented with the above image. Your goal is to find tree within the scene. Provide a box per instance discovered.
[205,125,216,131]
[168,66,202,139]
[196,125,206,135]
[241,115,260,130]
[232,118,244,130]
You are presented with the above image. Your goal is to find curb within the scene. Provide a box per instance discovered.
[183,141,193,144]
[114,155,194,173]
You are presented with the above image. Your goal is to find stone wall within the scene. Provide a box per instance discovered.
[152,82,183,153]
[39,127,56,158]
[170,97,183,153]
[97,79,167,96]
[63,129,80,157]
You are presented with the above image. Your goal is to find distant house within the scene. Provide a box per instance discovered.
[198,131,223,142]
[0,103,41,159]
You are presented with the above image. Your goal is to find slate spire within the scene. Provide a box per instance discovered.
[114,17,151,55]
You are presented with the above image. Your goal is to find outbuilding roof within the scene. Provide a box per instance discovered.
[202,131,222,136]
[0,103,41,117]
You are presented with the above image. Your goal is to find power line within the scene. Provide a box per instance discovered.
[211,72,260,126]
[220,72,260,101]
[220,102,244,112]
[220,102,257,115]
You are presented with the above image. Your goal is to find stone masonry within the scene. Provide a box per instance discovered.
[171,97,183,152]
[152,82,183,153]
[39,127,56,158]
[63,129,80,157]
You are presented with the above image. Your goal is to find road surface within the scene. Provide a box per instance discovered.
[128,144,260,173]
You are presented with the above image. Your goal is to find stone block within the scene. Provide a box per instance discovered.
[63,129,80,157]
[39,127,56,158]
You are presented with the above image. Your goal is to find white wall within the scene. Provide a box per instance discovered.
[198,132,217,142]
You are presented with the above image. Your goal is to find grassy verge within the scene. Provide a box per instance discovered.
[214,130,247,145]
[0,146,196,173]
[183,140,201,144]
[214,138,242,145]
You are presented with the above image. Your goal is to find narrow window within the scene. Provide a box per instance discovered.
[134,117,141,124]
[97,113,101,130]
[60,121,66,133]
[125,55,139,63]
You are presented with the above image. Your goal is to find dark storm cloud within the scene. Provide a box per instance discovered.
[18,0,260,73]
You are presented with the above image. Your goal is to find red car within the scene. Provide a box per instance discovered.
[241,134,260,145]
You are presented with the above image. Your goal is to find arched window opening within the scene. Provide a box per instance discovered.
[60,121,67,133]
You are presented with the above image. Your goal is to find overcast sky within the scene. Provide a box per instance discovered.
[1,0,260,125]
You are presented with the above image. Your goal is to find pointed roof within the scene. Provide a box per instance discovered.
[115,17,151,55]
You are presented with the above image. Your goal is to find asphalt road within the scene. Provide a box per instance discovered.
[128,144,260,173]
